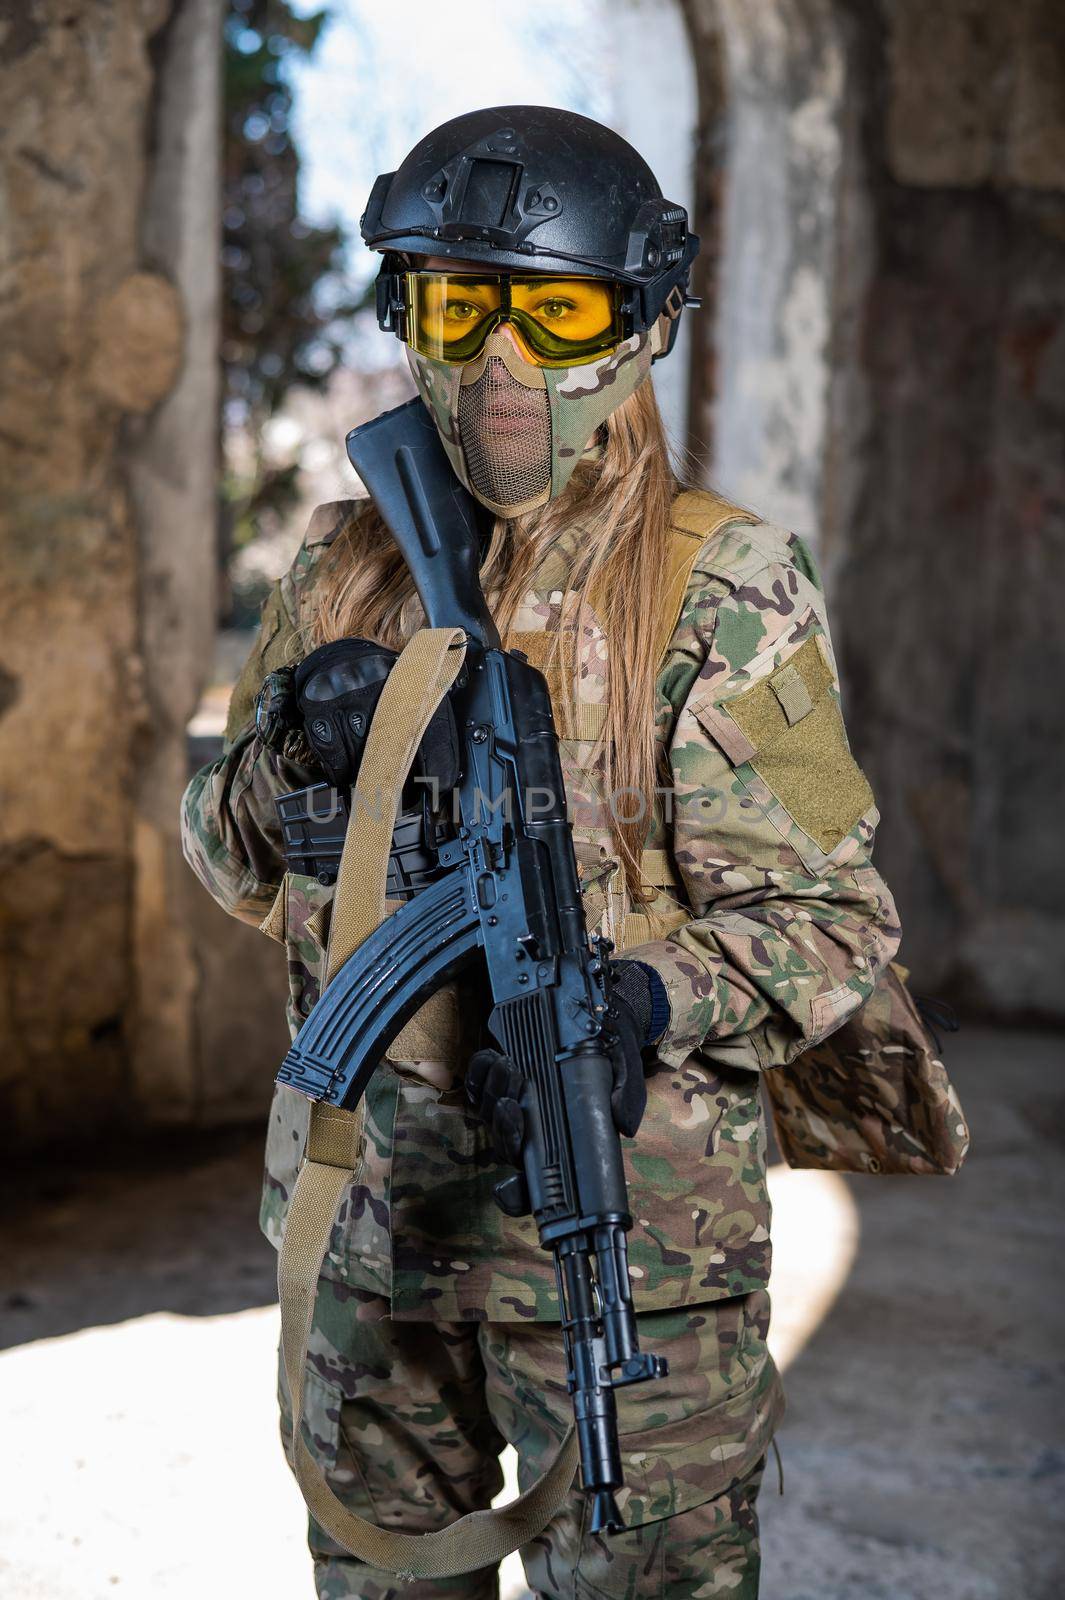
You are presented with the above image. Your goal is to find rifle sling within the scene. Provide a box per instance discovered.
[278,625,581,1576]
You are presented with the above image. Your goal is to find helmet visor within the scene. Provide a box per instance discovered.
[403,272,622,367]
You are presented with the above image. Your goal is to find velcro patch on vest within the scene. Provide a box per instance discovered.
[720,636,874,854]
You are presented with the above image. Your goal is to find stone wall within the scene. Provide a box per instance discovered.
[835,0,1065,1017]
[683,0,1065,1018]
[0,0,240,1147]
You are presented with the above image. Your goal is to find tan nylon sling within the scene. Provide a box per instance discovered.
[619,490,756,948]
[276,490,754,1577]
[563,490,758,942]
[651,489,756,668]
[277,625,581,1578]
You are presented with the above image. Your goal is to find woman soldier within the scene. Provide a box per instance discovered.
[182,107,900,1599]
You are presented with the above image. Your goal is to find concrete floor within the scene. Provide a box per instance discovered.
[1,1025,1062,1598]
[759,1025,1065,1600]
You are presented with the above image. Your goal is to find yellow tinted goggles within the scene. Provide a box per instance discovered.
[403,271,623,367]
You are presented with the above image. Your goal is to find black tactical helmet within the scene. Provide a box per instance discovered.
[361,104,699,355]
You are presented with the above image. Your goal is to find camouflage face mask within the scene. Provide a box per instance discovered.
[405,322,662,518]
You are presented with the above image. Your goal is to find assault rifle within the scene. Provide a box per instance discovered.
[276,397,667,1535]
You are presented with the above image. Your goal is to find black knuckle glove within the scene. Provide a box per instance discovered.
[294,637,463,794]
[465,1048,526,1168]
[294,638,398,789]
[255,665,315,764]
[604,993,647,1139]
[604,959,671,1139]
[464,961,669,1173]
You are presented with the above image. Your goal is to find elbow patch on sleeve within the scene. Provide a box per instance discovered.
[713,635,874,857]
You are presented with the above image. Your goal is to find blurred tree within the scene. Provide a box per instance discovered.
[221,0,362,623]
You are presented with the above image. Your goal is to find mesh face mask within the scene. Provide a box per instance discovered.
[457,353,552,509]
[406,320,662,518]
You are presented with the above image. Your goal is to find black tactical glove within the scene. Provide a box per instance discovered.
[465,959,669,1183]
[254,664,315,765]
[294,639,398,789]
[294,637,461,794]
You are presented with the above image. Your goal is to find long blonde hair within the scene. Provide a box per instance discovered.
[308,377,683,903]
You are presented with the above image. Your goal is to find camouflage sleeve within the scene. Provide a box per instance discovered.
[179,512,345,928]
[180,724,319,930]
[628,545,901,1073]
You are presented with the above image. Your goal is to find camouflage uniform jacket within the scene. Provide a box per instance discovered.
[181,492,900,1322]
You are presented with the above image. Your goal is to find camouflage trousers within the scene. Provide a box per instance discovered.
[278,1277,784,1599]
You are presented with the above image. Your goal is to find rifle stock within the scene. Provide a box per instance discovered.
[344,398,499,645]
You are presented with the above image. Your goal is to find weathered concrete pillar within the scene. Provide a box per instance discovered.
[609,0,699,455]
[0,0,229,1145]
[690,0,850,543]
[677,0,729,477]
[126,0,226,1121]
